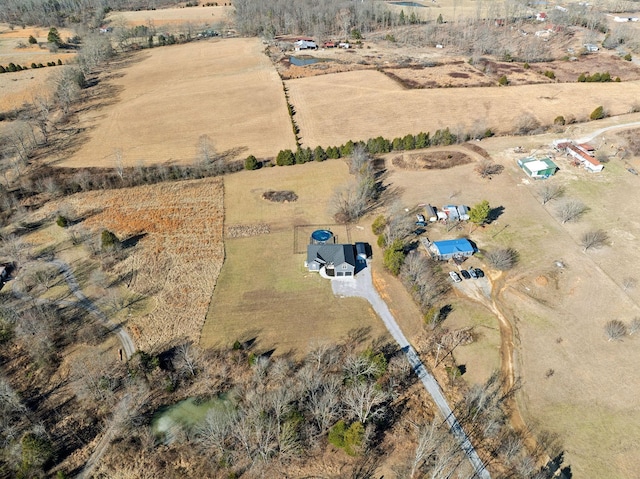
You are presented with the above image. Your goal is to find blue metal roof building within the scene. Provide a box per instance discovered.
[428,238,475,260]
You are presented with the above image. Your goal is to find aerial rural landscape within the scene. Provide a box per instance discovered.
[1,0,640,477]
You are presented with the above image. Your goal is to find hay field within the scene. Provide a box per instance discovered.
[286,70,640,148]
[57,38,295,168]
[107,6,233,27]
[384,137,640,478]
[33,178,225,352]
[201,161,389,355]
[0,68,54,112]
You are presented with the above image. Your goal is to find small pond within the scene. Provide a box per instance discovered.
[289,55,322,66]
[152,395,233,443]
[389,1,426,6]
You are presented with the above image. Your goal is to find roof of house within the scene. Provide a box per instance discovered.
[567,144,601,167]
[520,155,558,171]
[432,238,474,255]
[307,244,356,267]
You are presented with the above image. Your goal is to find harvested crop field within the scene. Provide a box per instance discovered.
[107,6,233,26]
[286,69,640,149]
[57,38,296,167]
[33,178,225,351]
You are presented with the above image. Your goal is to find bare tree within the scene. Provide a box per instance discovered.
[198,135,216,166]
[580,229,608,252]
[605,320,627,341]
[475,159,504,179]
[0,234,32,263]
[485,247,518,271]
[174,342,202,378]
[114,148,124,180]
[538,182,565,205]
[343,381,389,424]
[331,181,369,223]
[513,112,541,135]
[629,317,640,335]
[383,201,417,244]
[555,199,587,224]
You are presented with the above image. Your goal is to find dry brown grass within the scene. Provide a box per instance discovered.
[286,69,640,149]
[383,131,640,478]
[201,161,390,355]
[31,178,225,352]
[107,5,234,27]
[56,38,296,168]
[0,68,54,112]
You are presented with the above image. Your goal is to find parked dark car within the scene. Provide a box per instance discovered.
[474,268,485,278]
[460,269,471,280]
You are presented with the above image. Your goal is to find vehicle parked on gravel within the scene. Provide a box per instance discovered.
[449,271,462,283]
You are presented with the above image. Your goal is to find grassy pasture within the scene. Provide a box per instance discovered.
[201,161,389,355]
[286,69,640,149]
[56,38,296,168]
[384,133,640,478]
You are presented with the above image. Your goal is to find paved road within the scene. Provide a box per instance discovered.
[332,265,491,479]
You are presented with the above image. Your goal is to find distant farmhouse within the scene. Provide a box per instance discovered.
[305,229,368,278]
[427,238,475,261]
[517,155,558,179]
[553,139,603,172]
[294,39,317,50]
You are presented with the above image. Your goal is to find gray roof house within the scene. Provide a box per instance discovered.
[306,244,356,277]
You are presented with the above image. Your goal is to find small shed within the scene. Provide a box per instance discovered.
[457,205,470,221]
[518,156,558,178]
[443,205,459,221]
[424,205,438,222]
[429,238,475,261]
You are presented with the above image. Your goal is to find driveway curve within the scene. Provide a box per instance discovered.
[332,265,490,479]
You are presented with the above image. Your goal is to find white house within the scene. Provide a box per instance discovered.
[294,40,317,50]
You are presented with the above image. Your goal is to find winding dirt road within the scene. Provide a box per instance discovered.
[12,260,136,359]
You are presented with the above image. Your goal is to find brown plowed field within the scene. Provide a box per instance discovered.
[286,69,640,148]
[57,38,296,167]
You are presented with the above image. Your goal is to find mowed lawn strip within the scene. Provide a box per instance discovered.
[58,38,296,168]
[286,69,640,149]
[202,161,389,354]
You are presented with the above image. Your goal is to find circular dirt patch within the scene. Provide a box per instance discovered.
[535,275,548,287]
[262,190,298,202]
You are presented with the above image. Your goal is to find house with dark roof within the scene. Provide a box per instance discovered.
[306,244,356,277]
[428,238,475,261]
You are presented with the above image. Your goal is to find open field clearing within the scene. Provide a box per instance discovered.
[107,5,234,27]
[29,178,224,352]
[287,69,640,149]
[56,38,295,168]
[202,161,389,355]
[0,67,54,112]
[382,131,640,477]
